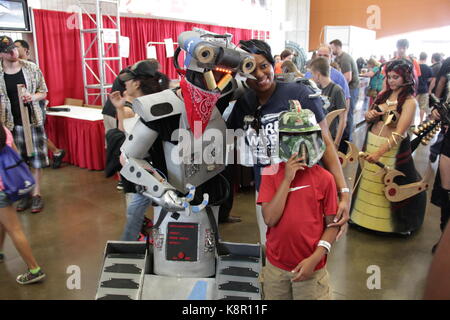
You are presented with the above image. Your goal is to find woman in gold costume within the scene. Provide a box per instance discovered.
[351,59,426,235]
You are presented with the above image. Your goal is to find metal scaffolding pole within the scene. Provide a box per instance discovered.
[78,0,121,106]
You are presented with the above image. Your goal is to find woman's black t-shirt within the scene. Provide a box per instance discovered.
[227,81,325,190]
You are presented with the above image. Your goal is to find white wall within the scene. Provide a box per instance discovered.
[285,0,310,53]
[267,0,286,56]
[19,0,312,62]
[33,0,272,31]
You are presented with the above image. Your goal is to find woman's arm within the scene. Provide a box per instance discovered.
[365,98,416,163]
[435,76,447,99]
[428,78,436,94]
[318,121,350,236]
[424,223,450,299]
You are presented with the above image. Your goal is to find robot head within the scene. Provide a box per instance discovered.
[175,30,258,138]
[176,31,257,92]
[238,39,275,66]
[278,101,325,167]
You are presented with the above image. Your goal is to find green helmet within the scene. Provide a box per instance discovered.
[278,100,326,167]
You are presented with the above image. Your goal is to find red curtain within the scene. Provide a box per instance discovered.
[33,10,85,107]
[33,9,258,106]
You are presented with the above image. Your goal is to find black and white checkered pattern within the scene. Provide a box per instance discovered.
[13,125,49,169]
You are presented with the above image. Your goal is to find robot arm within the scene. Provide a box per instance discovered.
[120,93,208,214]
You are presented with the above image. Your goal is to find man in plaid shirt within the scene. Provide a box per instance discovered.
[0,36,48,213]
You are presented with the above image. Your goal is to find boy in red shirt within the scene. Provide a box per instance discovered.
[257,104,339,300]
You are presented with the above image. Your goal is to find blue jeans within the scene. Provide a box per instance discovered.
[345,87,360,142]
[121,193,152,241]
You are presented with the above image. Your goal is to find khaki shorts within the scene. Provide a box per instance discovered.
[417,93,429,111]
[103,115,117,134]
[261,259,332,300]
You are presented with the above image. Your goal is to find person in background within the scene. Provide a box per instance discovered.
[417,52,433,122]
[108,60,170,241]
[330,61,341,72]
[428,53,443,94]
[309,57,347,148]
[0,122,46,284]
[281,60,303,79]
[392,39,421,84]
[429,56,450,253]
[428,53,445,163]
[274,49,294,74]
[304,45,351,153]
[361,58,384,106]
[329,39,360,147]
[13,39,66,169]
[0,36,48,213]
[274,55,281,64]
[13,40,33,63]
[356,57,367,73]
[103,58,161,190]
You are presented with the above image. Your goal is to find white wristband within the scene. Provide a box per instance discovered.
[339,188,350,194]
[318,240,331,254]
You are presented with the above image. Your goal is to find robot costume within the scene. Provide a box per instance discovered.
[119,30,256,277]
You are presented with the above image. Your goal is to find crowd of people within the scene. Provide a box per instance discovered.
[1,31,449,300]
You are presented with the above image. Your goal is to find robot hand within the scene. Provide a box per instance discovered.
[121,157,209,214]
[142,184,209,214]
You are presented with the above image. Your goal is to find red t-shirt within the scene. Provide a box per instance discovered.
[274,62,283,74]
[257,163,338,272]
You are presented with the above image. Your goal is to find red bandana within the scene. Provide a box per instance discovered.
[180,77,221,138]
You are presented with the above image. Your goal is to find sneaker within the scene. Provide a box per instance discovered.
[116,180,124,191]
[52,149,66,169]
[16,195,32,212]
[31,196,44,214]
[16,269,46,285]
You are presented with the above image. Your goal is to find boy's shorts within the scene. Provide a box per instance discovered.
[0,191,13,208]
[262,259,332,300]
[13,125,49,169]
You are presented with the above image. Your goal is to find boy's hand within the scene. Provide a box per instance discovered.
[291,255,320,282]
[284,153,307,183]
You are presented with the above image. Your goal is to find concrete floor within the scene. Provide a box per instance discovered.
[0,124,442,300]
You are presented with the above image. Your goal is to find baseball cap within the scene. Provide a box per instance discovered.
[119,60,158,82]
[0,36,16,54]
